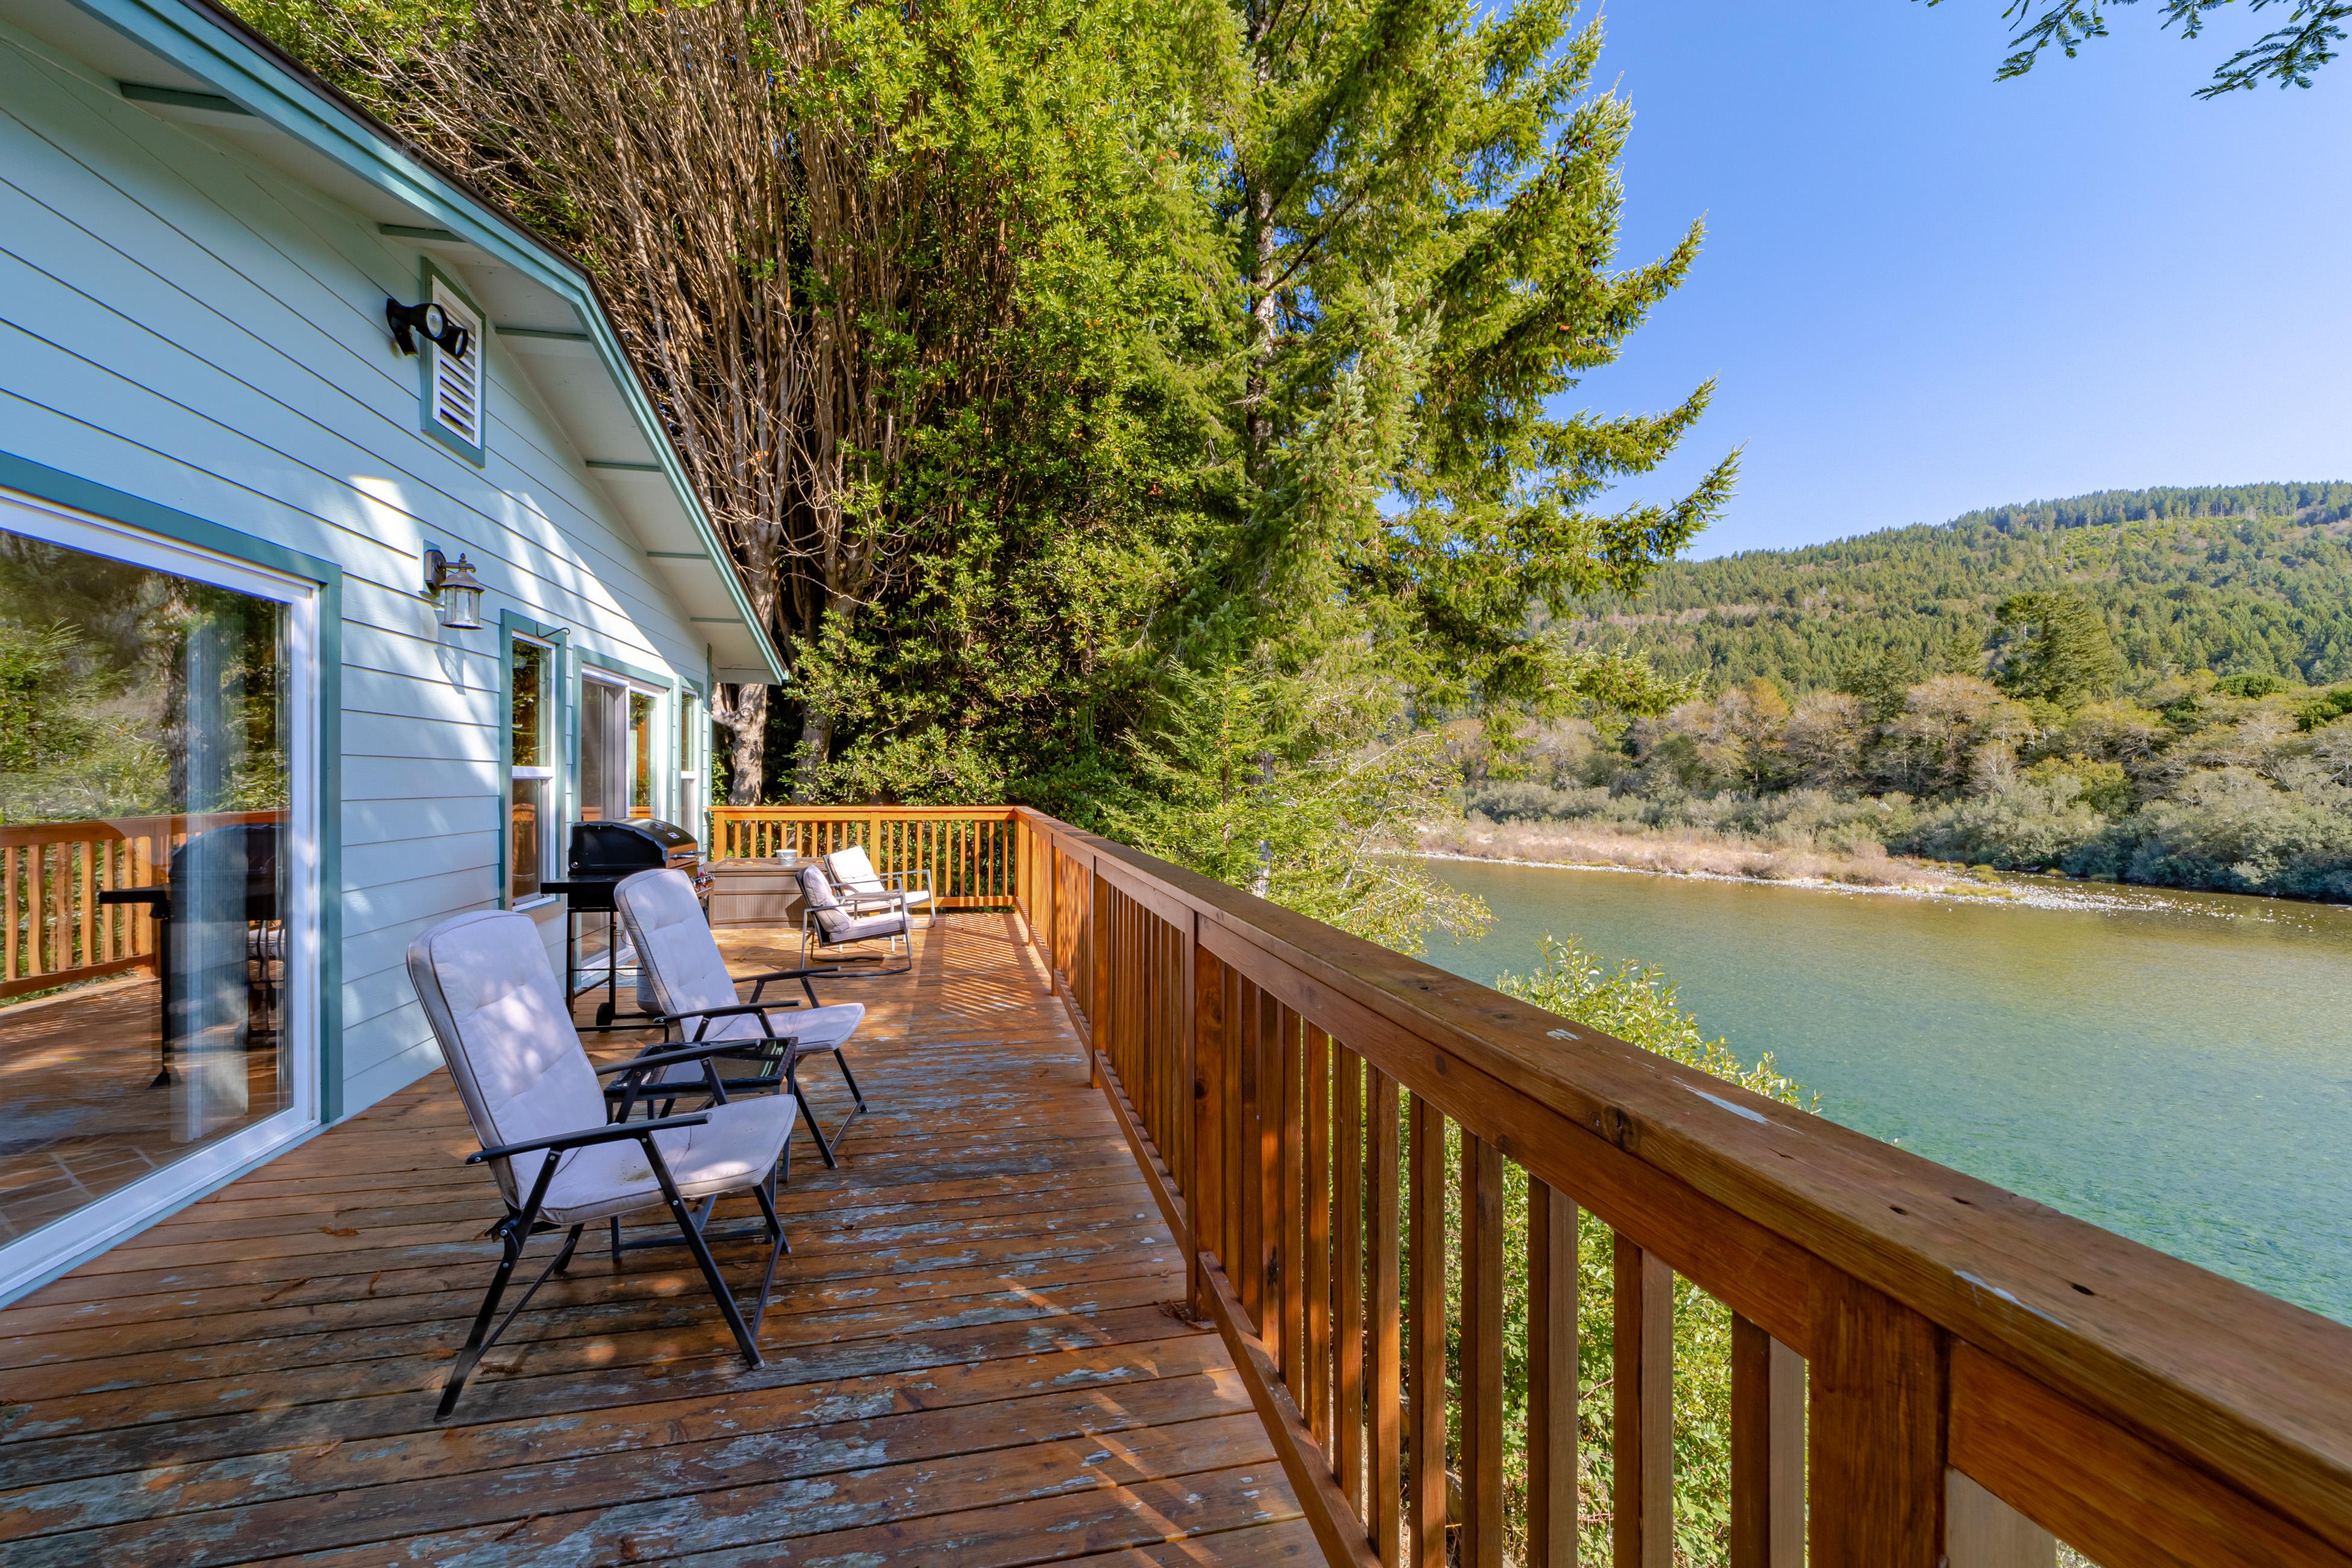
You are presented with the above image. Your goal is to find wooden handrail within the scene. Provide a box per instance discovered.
[969,804,2351,1568]
[707,806,1020,909]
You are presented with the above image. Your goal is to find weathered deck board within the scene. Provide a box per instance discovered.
[0,915,1303,1564]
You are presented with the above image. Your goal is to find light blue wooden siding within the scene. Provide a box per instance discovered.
[0,33,710,1114]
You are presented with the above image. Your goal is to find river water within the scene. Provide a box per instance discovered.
[1418,858,2352,1324]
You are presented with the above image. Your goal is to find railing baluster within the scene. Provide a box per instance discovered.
[1306,1023,1332,1449]
[1223,962,1245,1302]
[1336,1043,1366,1519]
[1087,865,1107,1072]
[1408,1093,1447,1566]
[1129,903,1144,1130]
[1130,901,1143,1096]
[132,832,151,960]
[1190,937,1221,1314]
[1148,909,1162,1142]
[4,844,18,984]
[1169,918,1186,1189]
[1529,1180,1578,1567]
[1113,895,1128,1084]
[32,842,51,977]
[1131,902,1144,1116]
[1461,1134,1504,1568]
[77,839,93,971]
[1370,1068,1403,1567]
[1129,907,1148,1142]
[1168,918,1185,1179]
[1809,1271,1946,1568]
[1944,1472,2058,1568]
[1152,915,1164,1151]
[1733,1314,1806,1568]
[1241,979,1268,1330]
[1614,1231,1674,1568]
[1281,1004,1305,1385]
[97,838,115,964]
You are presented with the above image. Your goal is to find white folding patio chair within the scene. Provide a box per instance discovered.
[406,909,794,1419]
[798,861,913,973]
[824,844,936,927]
[615,867,868,1174]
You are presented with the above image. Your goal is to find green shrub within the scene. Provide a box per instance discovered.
[2022,754,2132,816]
[2298,685,2352,732]
[1892,773,2108,869]
[1490,937,1810,1564]
[2119,768,2352,897]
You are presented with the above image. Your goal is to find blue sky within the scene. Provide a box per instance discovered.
[1572,1,2352,558]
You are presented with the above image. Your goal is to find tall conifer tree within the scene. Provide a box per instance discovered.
[1114,0,1733,937]
[1186,0,1731,711]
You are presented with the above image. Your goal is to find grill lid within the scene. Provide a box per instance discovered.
[567,818,699,875]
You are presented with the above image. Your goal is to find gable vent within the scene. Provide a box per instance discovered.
[427,282,483,450]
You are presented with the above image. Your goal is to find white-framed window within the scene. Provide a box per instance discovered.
[508,635,555,903]
[579,671,666,823]
[0,488,322,1303]
[678,689,701,816]
[416,262,486,464]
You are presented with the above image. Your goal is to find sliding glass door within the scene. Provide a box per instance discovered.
[0,492,318,1294]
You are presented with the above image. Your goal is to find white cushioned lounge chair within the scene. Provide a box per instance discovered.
[615,867,868,1174]
[407,908,793,1418]
[823,844,935,927]
[798,861,912,972]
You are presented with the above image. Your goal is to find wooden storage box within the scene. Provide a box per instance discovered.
[704,858,806,928]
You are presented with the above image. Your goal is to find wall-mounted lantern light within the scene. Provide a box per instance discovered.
[423,547,485,630]
[386,297,471,360]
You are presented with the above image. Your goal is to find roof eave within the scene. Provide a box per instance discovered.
[57,0,788,684]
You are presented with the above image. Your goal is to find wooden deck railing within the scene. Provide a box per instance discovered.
[0,813,274,1002]
[709,806,1020,909]
[944,804,2351,1568]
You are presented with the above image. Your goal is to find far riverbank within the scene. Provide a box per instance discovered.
[1421,815,2347,910]
[1425,817,1993,899]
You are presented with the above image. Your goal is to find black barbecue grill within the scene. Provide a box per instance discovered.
[544,818,708,1023]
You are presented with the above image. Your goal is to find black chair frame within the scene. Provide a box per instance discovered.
[615,964,867,1159]
[638,991,866,1168]
[438,1038,789,1421]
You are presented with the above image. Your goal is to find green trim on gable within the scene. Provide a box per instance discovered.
[0,449,346,1122]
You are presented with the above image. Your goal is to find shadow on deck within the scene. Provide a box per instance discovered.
[0,915,1310,1564]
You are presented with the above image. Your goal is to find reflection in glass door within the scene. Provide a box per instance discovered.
[628,690,657,818]
[0,512,300,1256]
[580,674,622,821]
[578,673,662,824]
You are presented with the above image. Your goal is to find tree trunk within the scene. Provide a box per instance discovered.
[716,682,770,804]
[791,706,835,802]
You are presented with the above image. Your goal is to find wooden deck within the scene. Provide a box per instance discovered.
[0,915,1311,1565]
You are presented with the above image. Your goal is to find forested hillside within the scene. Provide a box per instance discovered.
[1552,483,2352,692]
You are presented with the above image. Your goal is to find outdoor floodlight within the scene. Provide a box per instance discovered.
[387,298,472,360]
